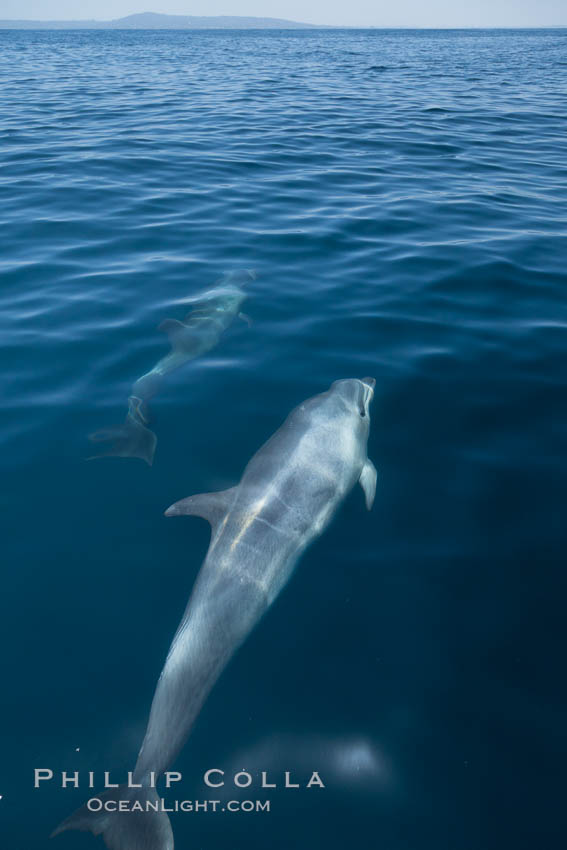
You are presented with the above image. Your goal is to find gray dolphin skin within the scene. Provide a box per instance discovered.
[54,378,376,850]
[88,269,253,466]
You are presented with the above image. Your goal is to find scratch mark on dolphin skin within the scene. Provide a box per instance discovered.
[252,515,289,535]
[274,493,294,512]
[228,497,267,552]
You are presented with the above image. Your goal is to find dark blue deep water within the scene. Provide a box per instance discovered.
[1,27,566,850]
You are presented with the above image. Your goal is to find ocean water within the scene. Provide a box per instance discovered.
[1,27,566,850]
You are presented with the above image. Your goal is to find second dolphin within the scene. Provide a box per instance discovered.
[89,269,254,466]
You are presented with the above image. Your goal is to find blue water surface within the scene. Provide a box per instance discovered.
[1,27,566,850]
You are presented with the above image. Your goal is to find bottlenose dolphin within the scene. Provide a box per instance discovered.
[54,378,376,850]
[89,270,254,466]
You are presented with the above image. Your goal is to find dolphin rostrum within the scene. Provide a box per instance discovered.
[88,269,254,466]
[54,378,376,850]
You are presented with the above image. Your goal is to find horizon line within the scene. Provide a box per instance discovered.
[0,18,566,29]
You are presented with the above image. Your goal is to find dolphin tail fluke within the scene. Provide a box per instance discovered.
[88,399,157,466]
[51,786,173,850]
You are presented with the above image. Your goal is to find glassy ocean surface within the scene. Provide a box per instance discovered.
[1,27,566,850]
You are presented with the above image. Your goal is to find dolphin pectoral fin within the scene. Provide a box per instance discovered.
[157,318,187,343]
[238,311,253,327]
[359,459,377,510]
[165,486,237,528]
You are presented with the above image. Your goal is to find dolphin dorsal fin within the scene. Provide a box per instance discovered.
[359,459,377,510]
[164,487,237,529]
[158,318,187,344]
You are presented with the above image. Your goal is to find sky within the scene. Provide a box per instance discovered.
[1,0,567,28]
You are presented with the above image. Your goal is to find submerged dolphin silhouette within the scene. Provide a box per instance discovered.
[88,269,254,466]
[54,378,376,850]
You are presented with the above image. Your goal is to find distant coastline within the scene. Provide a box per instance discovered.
[0,16,565,30]
[0,12,326,30]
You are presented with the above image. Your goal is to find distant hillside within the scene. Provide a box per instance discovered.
[0,12,323,30]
